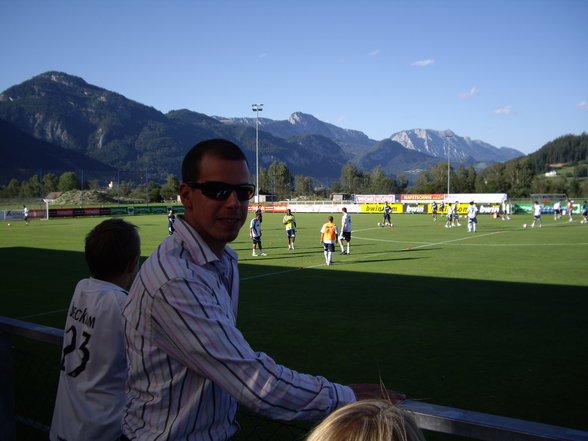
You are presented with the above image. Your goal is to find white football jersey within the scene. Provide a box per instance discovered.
[50,278,128,441]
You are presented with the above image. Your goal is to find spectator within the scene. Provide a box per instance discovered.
[306,399,426,441]
[121,139,405,441]
[50,218,141,441]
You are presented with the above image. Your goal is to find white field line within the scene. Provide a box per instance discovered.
[434,242,588,246]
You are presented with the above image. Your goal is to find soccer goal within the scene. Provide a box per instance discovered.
[530,193,567,204]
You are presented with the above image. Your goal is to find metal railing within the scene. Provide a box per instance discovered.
[1,316,587,441]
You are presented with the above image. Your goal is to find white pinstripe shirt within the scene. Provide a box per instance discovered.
[122,216,355,441]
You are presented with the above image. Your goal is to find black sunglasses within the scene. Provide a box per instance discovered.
[185,181,256,201]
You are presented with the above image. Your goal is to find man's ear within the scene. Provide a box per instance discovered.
[179,183,193,209]
[127,255,140,274]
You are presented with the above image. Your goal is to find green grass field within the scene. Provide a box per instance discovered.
[1,211,587,438]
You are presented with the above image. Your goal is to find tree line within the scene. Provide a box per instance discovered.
[2,153,586,202]
[0,172,181,203]
[411,157,586,197]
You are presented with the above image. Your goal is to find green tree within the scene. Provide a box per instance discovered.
[88,179,101,190]
[20,174,40,197]
[131,184,147,201]
[476,163,507,193]
[573,164,588,178]
[566,178,580,197]
[330,182,342,195]
[160,174,180,200]
[119,181,133,197]
[504,158,533,197]
[58,172,81,192]
[412,170,434,193]
[30,174,41,197]
[42,173,59,193]
[368,166,396,194]
[429,162,456,193]
[6,179,21,197]
[396,174,409,193]
[267,161,292,199]
[340,163,359,194]
[293,175,314,198]
[455,165,476,193]
[148,181,162,202]
[258,167,269,194]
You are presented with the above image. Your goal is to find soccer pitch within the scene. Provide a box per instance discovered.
[1,211,587,435]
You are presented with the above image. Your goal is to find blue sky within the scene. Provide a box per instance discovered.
[1,0,587,154]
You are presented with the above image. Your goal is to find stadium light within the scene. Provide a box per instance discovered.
[445,135,453,195]
[252,104,263,203]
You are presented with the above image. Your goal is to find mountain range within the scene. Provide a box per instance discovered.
[0,71,525,185]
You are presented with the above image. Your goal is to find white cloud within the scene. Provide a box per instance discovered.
[459,87,480,99]
[368,49,380,56]
[411,59,435,67]
[494,106,512,115]
[578,101,588,111]
[337,115,347,123]
[258,52,268,58]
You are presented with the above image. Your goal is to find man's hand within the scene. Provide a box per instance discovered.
[348,384,406,404]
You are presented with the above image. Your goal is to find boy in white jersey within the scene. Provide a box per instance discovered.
[50,218,140,441]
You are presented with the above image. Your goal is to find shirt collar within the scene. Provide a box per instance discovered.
[174,215,238,265]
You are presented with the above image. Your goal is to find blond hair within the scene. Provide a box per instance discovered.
[306,400,425,441]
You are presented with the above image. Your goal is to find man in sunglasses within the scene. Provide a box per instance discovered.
[122,139,405,441]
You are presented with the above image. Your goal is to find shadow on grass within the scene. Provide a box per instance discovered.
[0,247,88,323]
[2,247,588,439]
[236,262,588,434]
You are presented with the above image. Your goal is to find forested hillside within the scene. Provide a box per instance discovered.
[411,133,587,198]
[527,133,588,172]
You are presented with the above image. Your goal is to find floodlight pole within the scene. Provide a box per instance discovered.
[446,135,453,196]
[252,104,263,203]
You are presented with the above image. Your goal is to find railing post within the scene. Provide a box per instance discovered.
[0,331,16,441]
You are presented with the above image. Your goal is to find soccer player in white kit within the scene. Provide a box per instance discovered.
[531,201,543,228]
[553,200,561,220]
[50,218,141,441]
[339,207,352,255]
[249,212,266,256]
[467,201,479,232]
